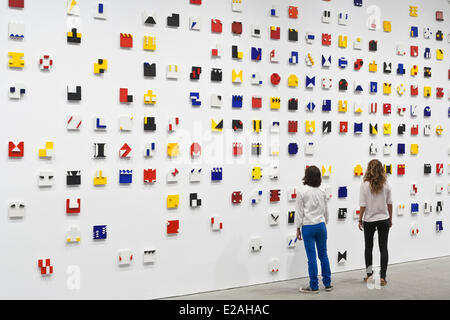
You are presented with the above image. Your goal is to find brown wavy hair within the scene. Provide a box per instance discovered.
[363,159,387,193]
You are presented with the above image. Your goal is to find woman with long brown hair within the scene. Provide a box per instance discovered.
[358,159,392,286]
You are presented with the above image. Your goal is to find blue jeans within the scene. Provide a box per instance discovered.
[302,222,332,290]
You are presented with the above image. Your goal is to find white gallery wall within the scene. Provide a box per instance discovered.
[0,0,449,299]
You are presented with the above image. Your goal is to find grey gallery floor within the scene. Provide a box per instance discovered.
[164,256,450,300]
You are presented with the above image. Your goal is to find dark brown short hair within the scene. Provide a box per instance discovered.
[303,165,321,188]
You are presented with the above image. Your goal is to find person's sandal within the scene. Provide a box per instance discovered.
[363,275,373,282]
[299,286,319,294]
[380,278,387,286]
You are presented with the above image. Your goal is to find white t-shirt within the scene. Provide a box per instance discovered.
[296,185,329,228]
[359,181,392,222]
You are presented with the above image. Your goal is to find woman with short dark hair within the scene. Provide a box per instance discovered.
[296,165,332,293]
[358,159,392,286]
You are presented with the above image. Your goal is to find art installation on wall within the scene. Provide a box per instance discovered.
[8,141,24,157]
[94,170,107,185]
[268,258,280,274]
[144,169,156,183]
[250,237,263,252]
[338,251,347,264]
[93,225,107,240]
[8,52,25,70]
[38,258,53,276]
[143,250,156,264]
[39,55,53,71]
[118,250,133,265]
[66,198,81,214]
[67,26,81,44]
[9,83,26,99]
[66,225,81,243]
[8,201,25,218]
[167,220,179,234]
[119,169,133,184]
[9,0,25,9]
[211,217,223,231]
[38,171,54,187]
[94,2,107,19]
[94,59,107,74]
[287,234,298,248]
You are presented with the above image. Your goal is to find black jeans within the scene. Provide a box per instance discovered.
[363,218,390,279]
